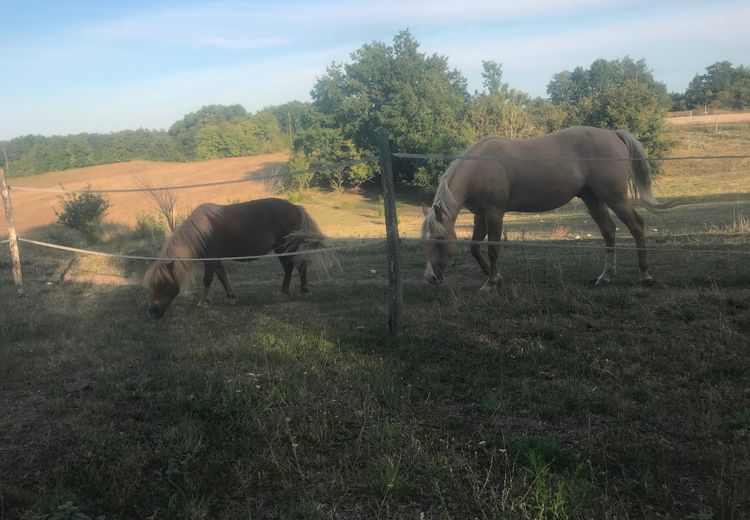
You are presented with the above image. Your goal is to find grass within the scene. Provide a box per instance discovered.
[1,124,749,519]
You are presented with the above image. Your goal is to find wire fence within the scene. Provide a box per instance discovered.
[393,152,750,163]
[1,149,749,279]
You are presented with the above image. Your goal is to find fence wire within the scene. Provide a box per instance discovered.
[405,237,750,256]
[14,237,379,262]
[393,152,750,163]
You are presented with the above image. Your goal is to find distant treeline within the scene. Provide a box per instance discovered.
[671,61,750,111]
[2,30,747,188]
[1,105,289,178]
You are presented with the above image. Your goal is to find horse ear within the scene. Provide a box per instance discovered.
[422,203,429,216]
[166,260,175,272]
[433,205,444,223]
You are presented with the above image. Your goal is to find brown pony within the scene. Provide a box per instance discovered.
[421,126,680,291]
[144,198,333,318]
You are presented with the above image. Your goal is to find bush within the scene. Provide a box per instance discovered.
[133,211,168,240]
[56,187,110,240]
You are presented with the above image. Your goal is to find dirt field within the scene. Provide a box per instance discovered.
[667,111,750,125]
[1,154,288,236]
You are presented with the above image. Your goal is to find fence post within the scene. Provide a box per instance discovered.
[0,167,23,295]
[376,127,403,337]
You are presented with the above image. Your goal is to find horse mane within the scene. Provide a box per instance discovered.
[143,203,224,289]
[421,151,464,238]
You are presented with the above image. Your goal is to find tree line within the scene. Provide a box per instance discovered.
[2,30,746,190]
[1,105,289,178]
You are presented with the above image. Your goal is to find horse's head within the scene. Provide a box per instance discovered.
[421,204,457,284]
[144,260,180,319]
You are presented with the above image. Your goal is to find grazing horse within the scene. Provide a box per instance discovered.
[144,198,333,318]
[421,126,679,291]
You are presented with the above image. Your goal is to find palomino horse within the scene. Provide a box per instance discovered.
[421,126,679,291]
[144,198,333,318]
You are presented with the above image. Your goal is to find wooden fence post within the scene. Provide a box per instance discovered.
[376,127,403,337]
[0,167,23,295]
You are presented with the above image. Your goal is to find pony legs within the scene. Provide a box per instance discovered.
[608,201,654,284]
[580,189,617,285]
[199,261,236,306]
[480,212,504,293]
[470,214,490,276]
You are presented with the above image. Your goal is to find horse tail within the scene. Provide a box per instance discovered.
[615,130,682,212]
[283,207,340,275]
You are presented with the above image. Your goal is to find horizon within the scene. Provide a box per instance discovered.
[2,0,748,141]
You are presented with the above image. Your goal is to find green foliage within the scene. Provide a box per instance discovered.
[677,61,750,110]
[133,211,168,240]
[307,30,473,187]
[2,104,288,178]
[55,188,110,240]
[1,129,183,177]
[167,103,291,161]
[547,57,673,163]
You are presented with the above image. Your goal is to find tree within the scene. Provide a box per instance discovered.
[547,57,673,162]
[56,188,110,240]
[168,104,248,159]
[307,30,473,187]
[683,61,750,110]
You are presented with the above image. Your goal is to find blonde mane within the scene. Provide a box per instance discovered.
[421,155,463,238]
[144,203,224,289]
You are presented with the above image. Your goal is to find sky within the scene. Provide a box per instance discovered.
[1,0,748,140]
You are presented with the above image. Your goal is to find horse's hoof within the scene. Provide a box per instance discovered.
[594,277,612,287]
[478,283,495,295]
[301,289,311,296]
[641,277,656,287]
[227,297,238,305]
[197,300,212,308]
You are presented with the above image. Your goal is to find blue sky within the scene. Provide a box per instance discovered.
[2,0,748,140]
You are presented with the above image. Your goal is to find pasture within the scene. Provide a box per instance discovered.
[1,124,749,519]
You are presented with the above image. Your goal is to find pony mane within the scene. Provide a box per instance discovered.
[144,203,223,289]
[421,156,462,238]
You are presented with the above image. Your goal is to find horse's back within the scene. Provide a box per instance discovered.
[457,127,632,213]
[208,198,304,257]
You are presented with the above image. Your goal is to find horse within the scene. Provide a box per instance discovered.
[144,198,334,319]
[420,126,680,292]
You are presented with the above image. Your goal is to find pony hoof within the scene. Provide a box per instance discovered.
[594,277,612,287]
[478,283,495,295]
[227,297,238,305]
[641,277,656,287]
[301,289,311,296]
[197,300,212,308]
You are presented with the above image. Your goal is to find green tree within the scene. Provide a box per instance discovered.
[547,57,673,162]
[168,104,247,159]
[683,61,750,110]
[308,30,473,187]
[56,188,110,240]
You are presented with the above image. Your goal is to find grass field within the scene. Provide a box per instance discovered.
[1,125,749,519]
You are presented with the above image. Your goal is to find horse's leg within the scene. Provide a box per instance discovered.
[278,256,294,295]
[580,189,617,285]
[608,200,654,285]
[479,212,504,293]
[470,213,490,276]
[298,260,310,294]
[199,261,216,307]
[215,261,237,304]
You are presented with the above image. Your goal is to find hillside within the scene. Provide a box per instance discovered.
[1,154,288,237]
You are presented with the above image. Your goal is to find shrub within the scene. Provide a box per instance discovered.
[56,187,110,240]
[133,211,168,240]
